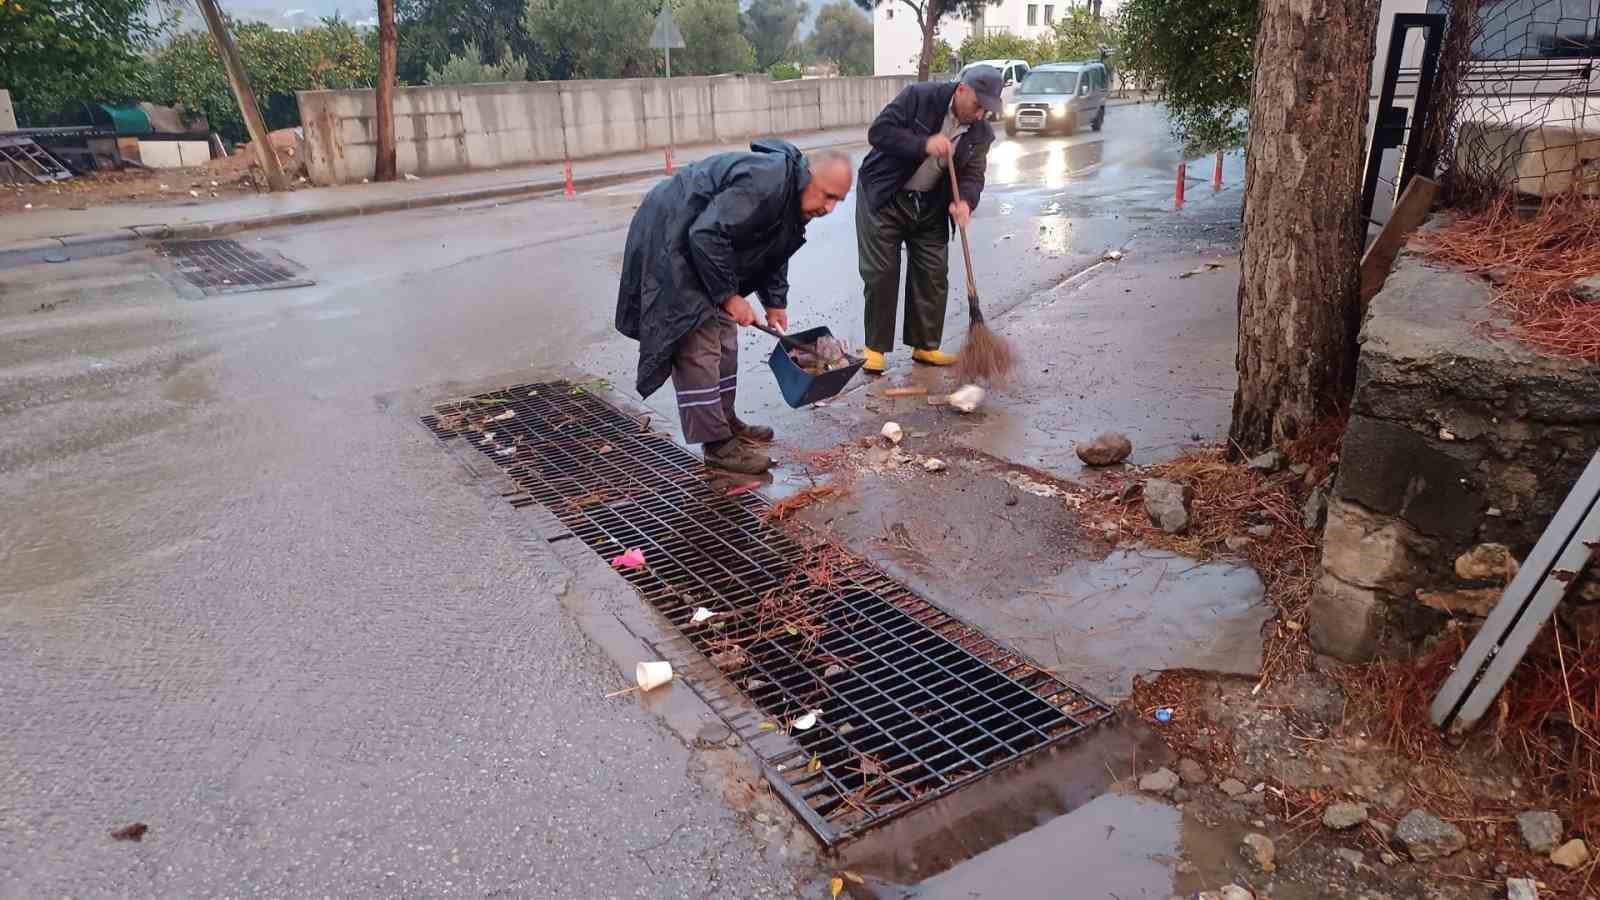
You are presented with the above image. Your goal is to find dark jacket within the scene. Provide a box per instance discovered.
[857,81,993,222]
[615,139,811,399]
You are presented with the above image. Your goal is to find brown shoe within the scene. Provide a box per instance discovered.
[731,417,775,444]
[704,438,772,475]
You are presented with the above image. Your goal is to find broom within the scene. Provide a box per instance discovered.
[947,161,1015,383]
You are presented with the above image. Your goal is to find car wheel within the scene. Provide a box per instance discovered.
[1091,105,1106,131]
[1005,121,1018,137]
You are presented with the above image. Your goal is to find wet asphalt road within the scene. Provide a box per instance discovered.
[0,103,1228,897]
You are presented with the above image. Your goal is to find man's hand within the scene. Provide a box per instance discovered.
[924,134,953,159]
[949,199,972,228]
[764,307,788,333]
[722,293,757,327]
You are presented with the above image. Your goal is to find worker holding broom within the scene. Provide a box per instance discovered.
[616,139,854,476]
[855,65,1002,375]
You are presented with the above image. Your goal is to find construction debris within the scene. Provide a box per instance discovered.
[947,384,985,413]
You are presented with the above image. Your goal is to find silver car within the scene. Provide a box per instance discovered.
[1003,61,1111,136]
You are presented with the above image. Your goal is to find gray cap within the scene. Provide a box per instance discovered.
[960,65,1005,115]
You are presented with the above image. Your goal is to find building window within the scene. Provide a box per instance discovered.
[1426,0,1599,60]
[885,6,893,18]
[1044,4,1055,23]
[1027,4,1038,25]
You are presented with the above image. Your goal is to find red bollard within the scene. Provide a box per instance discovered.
[1213,150,1224,192]
[563,158,575,198]
[1175,161,1186,210]
[664,146,674,175]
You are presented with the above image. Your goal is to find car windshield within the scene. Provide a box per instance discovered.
[1018,71,1079,94]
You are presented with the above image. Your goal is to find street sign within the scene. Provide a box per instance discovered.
[650,4,685,49]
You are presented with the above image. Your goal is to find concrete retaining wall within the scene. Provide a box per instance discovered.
[1306,246,1600,662]
[298,74,914,185]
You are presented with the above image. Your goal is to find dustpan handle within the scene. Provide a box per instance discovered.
[751,321,808,352]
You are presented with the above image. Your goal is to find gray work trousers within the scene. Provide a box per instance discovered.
[857,190,950,353]
[671,310,738,445]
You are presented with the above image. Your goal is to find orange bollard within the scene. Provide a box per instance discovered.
[563,159,575,198]
[1175,161,1186,210]
[1213,150,1224,191]
[664,146,674,175]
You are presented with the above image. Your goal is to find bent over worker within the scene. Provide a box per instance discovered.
[855,65,1001,374]
[616,139,853,475]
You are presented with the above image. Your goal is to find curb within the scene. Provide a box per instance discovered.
[0,136,868,268]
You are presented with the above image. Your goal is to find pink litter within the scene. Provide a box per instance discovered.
[610,547,646,569]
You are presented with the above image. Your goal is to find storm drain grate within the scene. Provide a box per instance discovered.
[159,239,312,295]
[423,382,1115,846]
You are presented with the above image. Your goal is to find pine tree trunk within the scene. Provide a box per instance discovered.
[374,0,399,182]
[1229,0,1379,452]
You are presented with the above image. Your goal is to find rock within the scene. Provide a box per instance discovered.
[1394,809,1468,861]
[922,457,947,472]
[1308,574,1388,663]
[1418,587,1502,618]
[1303,475,1332,529]
[1321,498,1430,592]
[1225,535,1252,552]
[1248,524,1275,539]
[1144,479,1194,534]
[1247,449,1287,473]
[1516,810,1563,853]
[1219,886,1254,900]
[1335,848,1367,869]
[1178,758,1208,785]
[1456,542,1520,583]
[1290,463,1310,477]
[1506,877,1539,900]
[880,421,904,444]
[1172,787,1191,803]
[1219,778,1249,797]
[1139,767,1181,795]
[1323,801,1370,831]
[1076,431,1133,466]
[1572,274,1600,302]
[1239,790,1266,806]
[1550,838,1591,869]
[1241,833,1276,872]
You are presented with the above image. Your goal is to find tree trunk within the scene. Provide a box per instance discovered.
[374,0,398,182]
[1229,0,1378,452]
[917,9,934,81]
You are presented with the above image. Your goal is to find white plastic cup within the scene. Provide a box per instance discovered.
[635,660,674,692]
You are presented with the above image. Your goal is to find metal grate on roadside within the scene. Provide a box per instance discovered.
[423,382,1115,845]
[158,239,312,295]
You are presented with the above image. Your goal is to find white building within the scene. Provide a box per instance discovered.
[872,0,1120,76]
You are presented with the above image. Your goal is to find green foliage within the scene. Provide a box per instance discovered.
[810,0,872,75]
[146,21,377,143]
[397,0,538,86]
[1119,0,1255,152]
[674,0,756,75]
[767,60,803,81]
[425,39,528,83]
[958,8,1121,67]
[0,0,161,124]
[926,37,955,74]
[741,0,808,70]
[523,0,655,79]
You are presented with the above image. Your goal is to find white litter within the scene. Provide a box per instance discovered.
[792,711,820,731]
[947,384,985,413]
[1102,249,1125,261]
[922,457,948,472]
[496,447,515,456]
[691,607,716,623]
[488,410,515,422]
[404,173,421,181]
[880,421,904,444]
[1003,471,1063,498]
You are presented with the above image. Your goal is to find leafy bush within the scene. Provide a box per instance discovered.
[146,21,378,143]
[767,61,803,81]
[424,40,528,83]
[1120,0,1255,153]
[960,10,1122,69]
[0,0,161,124]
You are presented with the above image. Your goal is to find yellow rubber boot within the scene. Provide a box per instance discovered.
[862,349,887,374]
[912,348,958,367]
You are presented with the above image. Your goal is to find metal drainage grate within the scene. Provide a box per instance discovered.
[159,239,313,295]
[423,383,1115,846]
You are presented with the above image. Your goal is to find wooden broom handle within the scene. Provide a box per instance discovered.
[947,157,979,299]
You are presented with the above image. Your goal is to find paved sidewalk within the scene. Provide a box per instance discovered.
[0,127,869,256]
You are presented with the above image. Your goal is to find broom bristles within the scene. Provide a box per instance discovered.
[959,321,1016,383]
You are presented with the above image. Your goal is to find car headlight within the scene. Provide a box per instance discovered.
[1004,103,1016,117]
[1050,102,1068,116]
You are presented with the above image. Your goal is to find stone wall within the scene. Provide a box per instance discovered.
[1308,249,1600,661]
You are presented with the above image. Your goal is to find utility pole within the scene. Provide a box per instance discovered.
[374,0,398,181]
[194,0,288,191]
